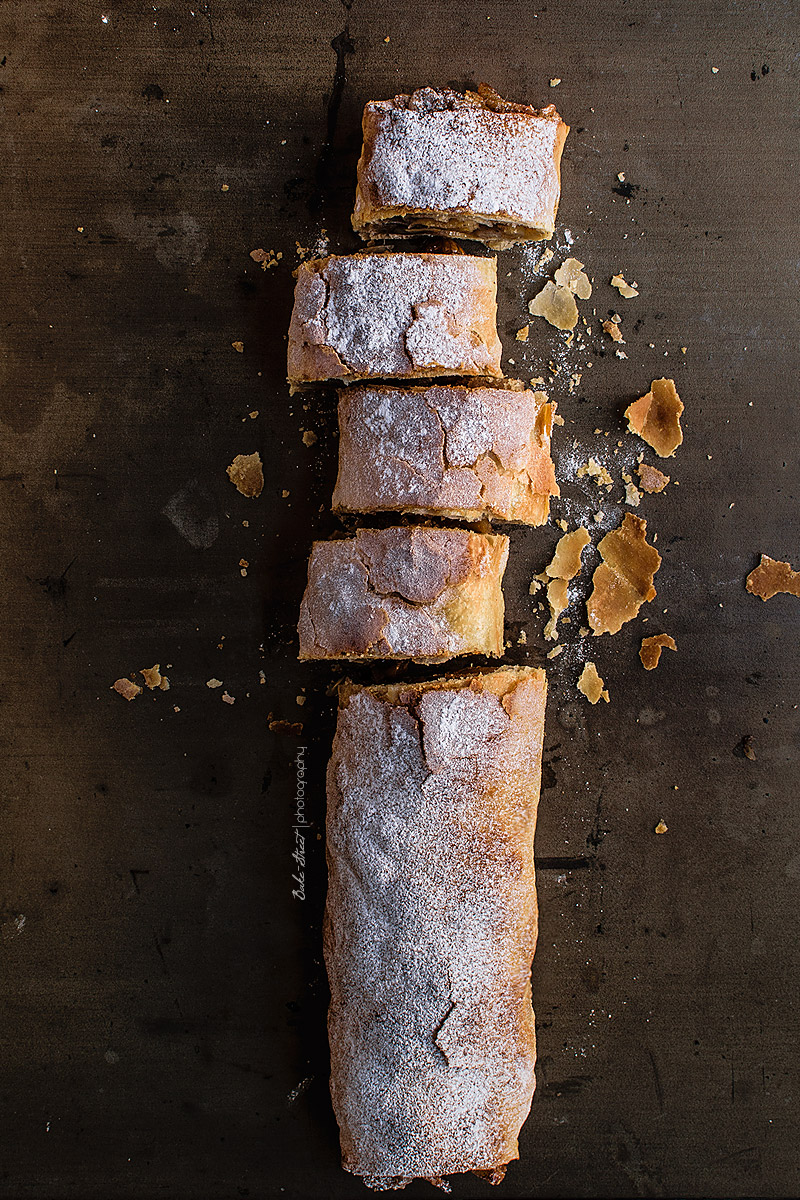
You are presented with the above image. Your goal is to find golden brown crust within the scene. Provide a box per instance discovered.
[352,86,568,248]
[332,383,558,524]
[324,666,546,1186]
[297,526,509,663]
[287,252,502,388]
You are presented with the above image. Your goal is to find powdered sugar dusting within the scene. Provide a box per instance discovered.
[325,669,545,1183]
[333,384,557,524]
[288,253,502,383]
[355,89,563,240]
[297,527,508,662]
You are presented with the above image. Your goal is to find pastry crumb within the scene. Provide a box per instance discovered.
[740,735,757,761]
[637,463,670,493]
[611,273,639,298]
[206,678,223,689]
[547,645,564,659]
[654,820,668,834]
[140,664,163,690]
[231,340,244,353]
[602,318,625,343]
[227,451,264,498]
[302,430,318,446]
[249,247,282,270]
[578,661,609,704]
[625,378,684,457]
[269,718,304,735]
[640,633,677,670]
[746,554,800,600]
[588,514,661,635]
[221,691,235,705]
[517,629,527,645]
[515,325,529,341]
[549,77,561,86]
[625,481,641,507]
[112,677,141,701]
[577,457,613,489]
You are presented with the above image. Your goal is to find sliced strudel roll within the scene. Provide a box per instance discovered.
[287,252,502,389]
[297,526,508,663]
[352,84,568,248]
[332,382,559,524]
[324,665,546,1189]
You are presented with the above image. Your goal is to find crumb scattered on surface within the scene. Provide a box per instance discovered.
[173,705,181,713]
[611,273,639,298]
[249,410,259,419]
[625,481,641,507]
[231,340,244,353]
[550,77,561,86]
[296,694,306,705]
[602,318,625,343]
[515,325,529,342]
[227,452,264,498]
[547,645,564,659]
[249,247,282,270]
[269,718,304,735]
[640,633,677,670]
[655,820,668,834]
[302,430,318,446]
[517,629,527,645]
[112,677,141,701]
[221,691,235,704]
[259,670,267,684]
[587,513,661,635]
[206,678,223,689]
[625,378,684,457]
[637,463,670,493]
[746,554,800,600]
[140,664,163,690]
[577,457,613,489]
[578,661,609,704]
[740,735,757,761]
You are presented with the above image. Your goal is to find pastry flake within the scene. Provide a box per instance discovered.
[287,252,502,387]
[587,514,661,635]
[352,85,568,247]
[226,452,264,498]
[578,661,609,703]
[528,280,578,330]
[529,257,591,331]
[297,526,509,663]
[602,318,625,343]
[625,379,684,457]
[639,633,677,670]
[611,273,639,298]
[112,677,141,701]
[637,462,670,493]
[332,383,559,525]
[746,554,800,600]
[542,526,590,640]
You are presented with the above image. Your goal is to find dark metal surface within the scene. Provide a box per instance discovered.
[2,1,799,1197]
